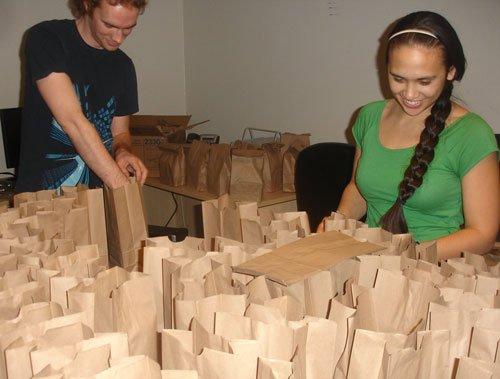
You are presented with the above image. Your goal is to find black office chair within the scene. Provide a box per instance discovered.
[0,107,22,173]
[295,142,355,232]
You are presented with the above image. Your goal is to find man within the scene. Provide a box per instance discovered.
[15,0,148,192]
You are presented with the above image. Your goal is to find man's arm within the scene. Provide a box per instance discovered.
[36,72,129,188]
[111,115,148,184]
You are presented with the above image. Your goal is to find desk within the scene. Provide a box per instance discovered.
[144,177,297,236]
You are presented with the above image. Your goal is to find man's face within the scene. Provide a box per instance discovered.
[86,1,140,51]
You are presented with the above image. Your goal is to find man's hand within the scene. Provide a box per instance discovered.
[115,148,148,184]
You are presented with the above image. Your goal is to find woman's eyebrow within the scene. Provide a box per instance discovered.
[389,71,437,80]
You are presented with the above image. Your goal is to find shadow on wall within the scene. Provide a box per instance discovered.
[376,20,397,100]
[343,22,396,146]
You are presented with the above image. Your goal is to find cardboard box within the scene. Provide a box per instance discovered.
[130,115,192,177]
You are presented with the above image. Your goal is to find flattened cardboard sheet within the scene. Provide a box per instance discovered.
[234,230,384,285]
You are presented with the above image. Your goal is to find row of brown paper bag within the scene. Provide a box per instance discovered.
[153,215,498,377]
[8,187,108,256]
[159,141,230,195]
[12,181,148,271]
[158,133,310,200]
[0,269,158,378]
[3,188,500,378]
[201,193,311,251]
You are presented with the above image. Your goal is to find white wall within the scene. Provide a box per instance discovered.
[0,0,186,172]
[183,0,500,144]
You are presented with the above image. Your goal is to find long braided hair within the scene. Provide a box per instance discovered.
[380,11,466,234]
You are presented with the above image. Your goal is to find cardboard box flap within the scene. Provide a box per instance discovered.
[130,115,192,136]
[233,230,384,285]
[130,124,164,136]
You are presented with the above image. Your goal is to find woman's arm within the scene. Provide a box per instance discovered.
[436,152,499,260]
[337,148,367,220]
[317,148,366,232]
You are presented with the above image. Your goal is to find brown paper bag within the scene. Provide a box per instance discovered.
[355,268,439,334]
[469,326,500,364]
[159,143,186,187]
[257,357,293,379]
[161,370,198,379]
[161,329,196,370]
[96,355,161,379]
[204,266,235,297]
[264,295,304,322]
[63,207,90,247]
[78,333,129,361]
[201,195,242,250]
[246,276,280,305]
[427,302,474,366]
[61,344,110,378]
[78,188,108,256]
[346,329,391,379]
[52,196,76,215]
[241,218,265,245]
[196,347,256,379]
[67,266,130,332]
[280,132,310,148]
[104,181,147,268]
[386,348,421,378]
[244,303,285,325]
[5,338,36,379]
[282,143,302,193]
[13,192,37,208]
[207,143,231,196]
[290,317,337,379]
[186,140,210,191]
[112,275,158,361]
[36,211,63,240]
[261,142,284,193]
[230,149,265,202]
[415,330,451,379]
[454,357,499,379]
[191,317,225,355]
[143,247,175,331]
[174,294,247,332]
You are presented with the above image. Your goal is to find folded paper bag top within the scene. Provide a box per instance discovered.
[234,230,384,286]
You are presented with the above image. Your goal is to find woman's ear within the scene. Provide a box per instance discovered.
[447,66,457,81]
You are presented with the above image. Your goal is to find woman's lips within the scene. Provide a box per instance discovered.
[402,98,422,109]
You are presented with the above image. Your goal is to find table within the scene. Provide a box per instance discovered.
[143,177,297,237]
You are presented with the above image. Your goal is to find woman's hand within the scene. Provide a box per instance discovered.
[316,217,327,233]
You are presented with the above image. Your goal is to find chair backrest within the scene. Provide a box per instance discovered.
[295,142,355,231]
[0,107,22,169]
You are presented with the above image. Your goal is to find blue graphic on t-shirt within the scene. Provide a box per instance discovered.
[42,83,116,188]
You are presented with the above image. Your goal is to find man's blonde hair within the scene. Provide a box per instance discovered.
[68,0,147,18]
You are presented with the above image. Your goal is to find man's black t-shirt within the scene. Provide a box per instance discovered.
[16,19,138,192]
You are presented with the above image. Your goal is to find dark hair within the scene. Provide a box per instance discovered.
[68,0,148,18]
[380,11,466,234]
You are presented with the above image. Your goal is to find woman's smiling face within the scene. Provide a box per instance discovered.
[388,44,456,117]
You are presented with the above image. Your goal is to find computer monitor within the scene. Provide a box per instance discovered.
[0,107,22,170]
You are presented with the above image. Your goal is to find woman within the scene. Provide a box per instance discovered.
[322,11,498,260]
